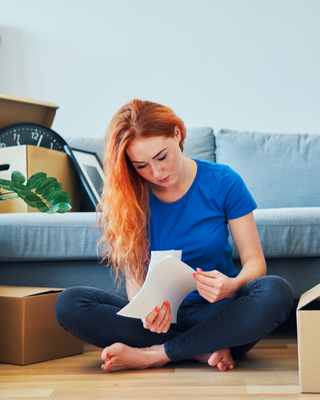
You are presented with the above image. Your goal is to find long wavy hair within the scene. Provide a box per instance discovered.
[98,99,187,284]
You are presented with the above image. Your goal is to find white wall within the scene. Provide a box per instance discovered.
[1,0,319,138]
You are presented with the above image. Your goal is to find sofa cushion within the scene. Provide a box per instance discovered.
[216,129,320,209]
[3,207,319,262]
[65,137,106,163]
[230,207,320,258]
[183,127,215,162]
[0,213,101,261]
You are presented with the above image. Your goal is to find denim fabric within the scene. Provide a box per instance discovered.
[165,275,293,361]
[55,276,293,362]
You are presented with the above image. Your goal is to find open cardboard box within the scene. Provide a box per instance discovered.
[0,145,80,212]
[296,282,320,393]
[0,286,83,365]
[0,93,58,130]
[0,93,80,212]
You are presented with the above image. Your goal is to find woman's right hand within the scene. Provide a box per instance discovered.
[142,301,172,333]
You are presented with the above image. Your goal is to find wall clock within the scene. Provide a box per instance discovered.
[0,122,67,151]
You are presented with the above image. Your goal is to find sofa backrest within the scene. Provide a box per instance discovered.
[65,126,216,164]
[65,136,106,163]
[183,127,215,162]
[216,129,320,209]
[65,128,320,209]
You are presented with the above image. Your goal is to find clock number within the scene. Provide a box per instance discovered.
[50,142,54,149]
[31,131,40,141]
[13,133,21,145]
[0,142,6,148]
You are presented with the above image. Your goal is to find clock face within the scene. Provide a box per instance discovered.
[0,122,67,151]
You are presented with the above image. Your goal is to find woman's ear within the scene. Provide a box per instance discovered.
[174,125,182,142]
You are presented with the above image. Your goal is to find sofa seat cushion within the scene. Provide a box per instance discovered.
[216,129,320,209]
[230,207,320,258]
[3,207,319,262]
[0,213,101,261]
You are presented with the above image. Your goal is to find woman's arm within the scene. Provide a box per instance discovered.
[126,278,143,302]
[194,212,266,303]
[228,211,266,290]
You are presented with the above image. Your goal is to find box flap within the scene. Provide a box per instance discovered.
[0,93,59,130]
[297,283,320,310]
[0,286,63,298]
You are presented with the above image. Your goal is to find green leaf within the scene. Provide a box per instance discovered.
[0,190,14,195]
[42,181,62,198]
[17,186,35,198]
[35,201,50,213]
[35,177,57,195]
[49,195,71,206]
[45,190,69,202]
[0,178,12,191]
[46,204,60,214]
[23,194,42,207]
[11,171,25,184]
[57,202,72,213]
[26,172,47,189]
[0,195,19,202]
[9,182,25,193]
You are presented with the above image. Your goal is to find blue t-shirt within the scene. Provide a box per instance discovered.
[149,159,257,301]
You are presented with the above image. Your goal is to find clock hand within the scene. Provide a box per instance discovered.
[37,134,44,147]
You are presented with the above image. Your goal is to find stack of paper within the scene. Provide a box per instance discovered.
[117,250,196,323]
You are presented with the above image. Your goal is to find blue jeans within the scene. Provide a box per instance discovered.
[55,275,293,362]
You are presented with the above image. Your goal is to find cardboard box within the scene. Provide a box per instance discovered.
[0,93,80,213]
[0,145,80,212]
[0,286,83,365]
[0,93,58,130]
[296,283,320,393]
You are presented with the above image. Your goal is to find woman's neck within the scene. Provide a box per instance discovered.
[151,156,197,203]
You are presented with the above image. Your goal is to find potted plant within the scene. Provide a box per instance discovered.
[0,171,72,213]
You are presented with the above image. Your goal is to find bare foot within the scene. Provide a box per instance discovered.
[100,343,171,372]
[194,348,235,371]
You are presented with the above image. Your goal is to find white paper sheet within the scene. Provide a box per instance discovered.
[117,251,196,323]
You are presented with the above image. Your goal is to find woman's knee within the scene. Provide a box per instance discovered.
[261,275,294,317]
[55,286,85,327]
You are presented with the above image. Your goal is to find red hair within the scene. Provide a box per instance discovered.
[98,99,186,284]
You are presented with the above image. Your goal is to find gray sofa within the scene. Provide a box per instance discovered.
[1,128,320,301]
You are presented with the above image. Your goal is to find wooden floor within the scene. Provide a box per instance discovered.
[0,328,318,399]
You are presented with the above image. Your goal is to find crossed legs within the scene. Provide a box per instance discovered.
[55,276,293,372]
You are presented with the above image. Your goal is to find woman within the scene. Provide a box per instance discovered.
[55,99,293,372]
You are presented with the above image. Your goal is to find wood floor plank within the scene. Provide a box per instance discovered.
[247,385,300,394]
[0,388,54,398]
[0,330,314,400]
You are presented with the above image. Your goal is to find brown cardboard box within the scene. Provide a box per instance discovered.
[0,145,80,212]
[0,93,80,213]
[0,93,58,130]
[296,283,320,393]
[0,286,83,365]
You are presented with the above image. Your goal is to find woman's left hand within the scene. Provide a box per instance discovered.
[193,269,238,303]
[142,301,172,333]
